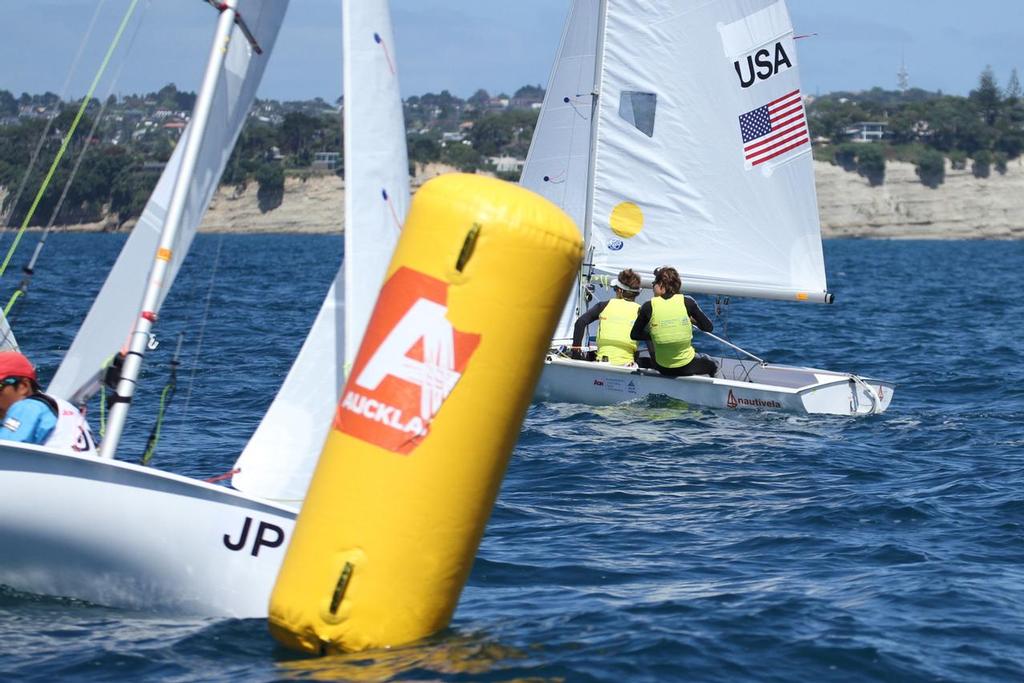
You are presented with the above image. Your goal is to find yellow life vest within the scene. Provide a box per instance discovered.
[649,294,694,368]
[595,298,640,365]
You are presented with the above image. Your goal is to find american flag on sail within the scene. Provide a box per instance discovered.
[738,89,809,168]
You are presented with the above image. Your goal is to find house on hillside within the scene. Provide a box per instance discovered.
[845,122,887,143]
[163,119,187,136]
[488,155,524,174]
[313,151,341,171]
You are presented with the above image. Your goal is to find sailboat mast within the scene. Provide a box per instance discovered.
[577,0,608,314]
[99,2,240,459]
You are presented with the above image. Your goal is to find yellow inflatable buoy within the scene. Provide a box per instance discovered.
[268,173,582,654]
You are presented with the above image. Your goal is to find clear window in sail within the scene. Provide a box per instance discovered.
[618,91,657,137]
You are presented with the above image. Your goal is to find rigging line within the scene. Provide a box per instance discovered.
[714,295,730,343]
[3,0,153,318]
[373,32,396,75]
[204,0,263,53]
[204,468,240,484]
[849,374,880,415]
[140,331,183,465]
[695,328,766,365]
[177,234,225,427]
[382,188,402,233]
[0,0,110,233]
[0,0,143,281]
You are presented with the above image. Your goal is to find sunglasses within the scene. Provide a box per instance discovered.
[1,377,22,387]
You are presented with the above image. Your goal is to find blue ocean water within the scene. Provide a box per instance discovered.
[1,235,1022,682]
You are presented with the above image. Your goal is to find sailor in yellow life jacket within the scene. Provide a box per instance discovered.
[571,269,642,365]
[630,266,718,377]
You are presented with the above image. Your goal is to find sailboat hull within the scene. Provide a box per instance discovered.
[535,356,894,415]
[0,443,296,617]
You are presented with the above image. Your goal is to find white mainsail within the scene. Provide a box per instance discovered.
[231,0,409,503]
[525,0,829,305]
[48,1,290,404]
[520,0,601,340]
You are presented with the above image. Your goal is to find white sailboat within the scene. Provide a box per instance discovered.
[525,0,893,416]
[0,0,409,616]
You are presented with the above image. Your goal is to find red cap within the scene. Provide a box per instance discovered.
[0,351,37,382]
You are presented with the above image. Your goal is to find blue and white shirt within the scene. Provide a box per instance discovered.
[0,396,57,445]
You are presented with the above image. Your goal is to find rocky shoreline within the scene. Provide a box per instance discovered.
[31,158,1024,238]
[814,158,1024,239]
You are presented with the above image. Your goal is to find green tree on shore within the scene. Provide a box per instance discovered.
[916,149,946,188]
[973,150,992,178]
[256,162,284,213]
[0,90,17,117]
[856,145,886,186]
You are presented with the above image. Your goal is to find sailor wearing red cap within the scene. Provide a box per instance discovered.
[0,351,97,454]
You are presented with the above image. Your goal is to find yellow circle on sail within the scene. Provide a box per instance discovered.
[609,202,644,238]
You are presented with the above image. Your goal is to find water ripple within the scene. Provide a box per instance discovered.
[1,238,1023,681]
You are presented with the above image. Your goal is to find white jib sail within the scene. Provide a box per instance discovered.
[588,0,828,303]
[520,0,601,341]
[342,0,410,366]
[48,1,290,404]
[231,0,409,503]
[0,310,17,352]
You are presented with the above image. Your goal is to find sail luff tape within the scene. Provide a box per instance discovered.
[268,173,583,654]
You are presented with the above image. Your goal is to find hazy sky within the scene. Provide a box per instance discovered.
[2,1,1021,101]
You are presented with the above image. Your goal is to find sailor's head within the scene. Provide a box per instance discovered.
[0,351,38,417]
[652,266,681,297]
[611,269,641,301]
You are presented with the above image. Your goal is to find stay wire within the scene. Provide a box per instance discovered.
[3,0,152,319]
[714,295,730,342]
[710,296,761,381]
[178,234,226,428]
[126,234,225,462]
[0,0,109,232]
[0,0,143,280]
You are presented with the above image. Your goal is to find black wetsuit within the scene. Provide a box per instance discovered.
[630,295,718,377]
[571,301,610,352]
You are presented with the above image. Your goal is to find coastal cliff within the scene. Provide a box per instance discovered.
[26,159,1024,237]
[197,159,1024,239]
[814,158,1024,239]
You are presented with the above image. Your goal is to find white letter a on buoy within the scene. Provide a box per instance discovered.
[355,298,462,421]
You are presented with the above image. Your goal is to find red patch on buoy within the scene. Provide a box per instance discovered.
[334,267,480,455]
